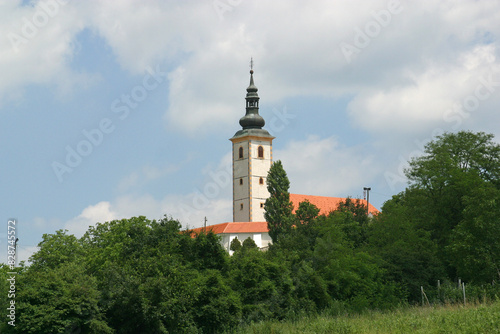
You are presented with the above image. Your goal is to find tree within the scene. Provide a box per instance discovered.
[230,237,242,252]
[312,216,401,311]
[192,270,242,333]
[331,197,370,248]
[295,200,320,249]
[187,231,228,272]
[242,237,258,250]
[404,131,500,277]
[447,185,500,283]
[264,160,295,243]
[280,200,320,257]
[29,229,84,271]
[406,131,500,240]
[14,262,112,334]
[229,248,293,321]
[367,192,445,301]
[407,131,500,189]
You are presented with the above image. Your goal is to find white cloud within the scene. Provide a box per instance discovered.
[5,0,500,269]
[0,0,87,103]
[3,0,500,136]
[62,192,232,238]
[64,153,235,237]
[348,45,500,135]
[80,0,217,73]
[64,201,117,237]
[16,245,39,265]
[276,135,379,198]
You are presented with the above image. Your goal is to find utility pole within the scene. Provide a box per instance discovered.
[204,216,207,231]
[14,238,19,267]
[363,187,371,216]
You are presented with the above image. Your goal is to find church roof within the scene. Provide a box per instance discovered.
[289,194,379,215]
[188,221,269,235]
[188,194,379,235]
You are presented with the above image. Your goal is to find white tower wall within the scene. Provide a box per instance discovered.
[232,137,273,222]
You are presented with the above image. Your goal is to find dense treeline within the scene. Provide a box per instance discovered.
[1,131,500,333]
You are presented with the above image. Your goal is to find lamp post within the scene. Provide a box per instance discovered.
[363,187,371,216]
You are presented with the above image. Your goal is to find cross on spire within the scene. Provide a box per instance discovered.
[250,57,254,72]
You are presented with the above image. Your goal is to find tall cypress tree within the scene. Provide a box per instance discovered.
[264,160,294,243]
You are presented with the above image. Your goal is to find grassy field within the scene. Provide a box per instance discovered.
[236,301,500,334]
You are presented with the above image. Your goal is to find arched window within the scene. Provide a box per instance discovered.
[259,177,264,185]
[239,146,243,159]
[258,146,264,158]
[240,203,244,210]
[239,178,243,185]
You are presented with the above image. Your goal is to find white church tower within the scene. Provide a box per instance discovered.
[230,67,274,222]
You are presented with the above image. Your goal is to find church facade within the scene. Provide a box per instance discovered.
[190,68,378,253]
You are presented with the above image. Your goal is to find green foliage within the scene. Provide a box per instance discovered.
[186,231,228,272]
[367,192,445,301]
[230,248,293,322]
[312,221,401,311]
[242,237,258,250]
[193,270,242,333]
[293,261,331,312]
[428,280,500,305]
[7,130,500,332]
[405,131,500,260]
[14,262,112,334]
[329,197,370,248]
[394,131,500,283]
[230,237,242,252]
[447,185,500,283]
[5,216,241,334]
[407,131,500,189]
[236,301,500,334]
[294,200,321,251]
[265,160,295,243]
[29,229,84,271]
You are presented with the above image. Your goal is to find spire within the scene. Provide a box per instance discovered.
[231,61,274,140]
[239,66,265,129]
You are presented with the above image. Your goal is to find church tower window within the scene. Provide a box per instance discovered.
[258,146,264,158]
[259,177,264,185]
[239,146,244,159]
[240,178,243,185]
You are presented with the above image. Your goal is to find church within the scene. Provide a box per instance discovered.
[190,67,378,252]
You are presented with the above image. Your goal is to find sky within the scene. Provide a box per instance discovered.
[1,0,500,263]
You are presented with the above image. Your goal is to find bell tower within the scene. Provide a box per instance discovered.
[230,65,274,222]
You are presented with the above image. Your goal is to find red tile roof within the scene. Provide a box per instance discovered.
[189,221,269,235]
[188,194,379,235]
[289,194,379,215]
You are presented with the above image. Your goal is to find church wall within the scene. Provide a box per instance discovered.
[251,159,271,176]
[261,232,272,249]
[248,140,272,221]
[234,199,250,222]
[222,232,273,255]
[233,160,249,177]
[251,198,266,221]
[249,139,272,159]
[233,140,250,222]
[250,176,269,198]
[234,176,249,201]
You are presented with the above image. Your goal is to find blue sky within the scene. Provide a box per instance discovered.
[1,0,500,263]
